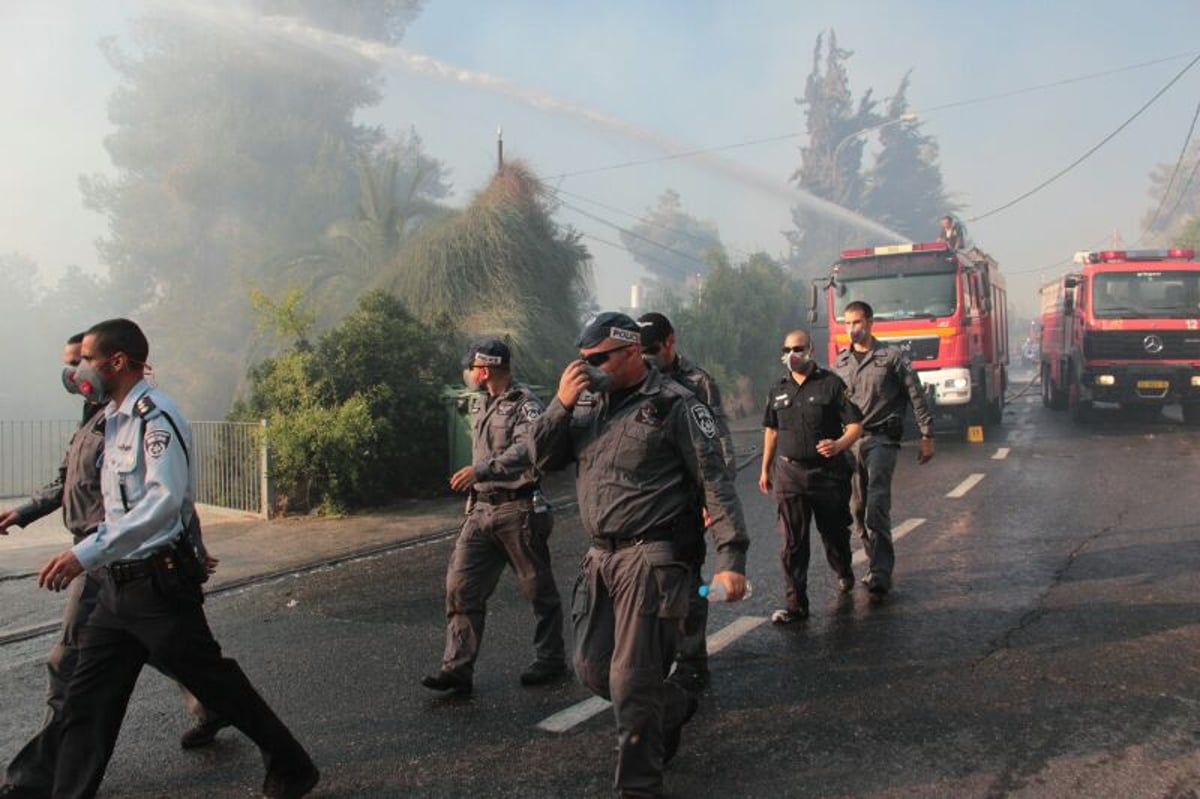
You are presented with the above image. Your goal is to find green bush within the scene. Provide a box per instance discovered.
[233,290,459,513]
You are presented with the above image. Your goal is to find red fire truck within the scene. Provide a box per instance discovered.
[812,241,1009,430]
[1039,248,1200,425]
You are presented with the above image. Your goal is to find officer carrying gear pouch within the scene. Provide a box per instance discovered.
[151,548,204,606]
[883,414,905,442]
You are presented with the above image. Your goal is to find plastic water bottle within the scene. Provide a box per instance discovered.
[698,579,753,602]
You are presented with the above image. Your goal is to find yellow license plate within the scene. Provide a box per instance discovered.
[1137,380,1169,389]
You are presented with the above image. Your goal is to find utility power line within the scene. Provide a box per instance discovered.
[967,53,1200,224]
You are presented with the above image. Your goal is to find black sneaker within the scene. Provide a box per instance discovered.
[519,660,569,686]
[866,576,890,602]
[770,607,808,624]
[667,666,710,694]
[663,690,700,764]
[421,671,473,695]
[262,758,319,799]
[180,715,231,749]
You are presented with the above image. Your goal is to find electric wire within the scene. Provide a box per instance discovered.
[966,52,1200,224]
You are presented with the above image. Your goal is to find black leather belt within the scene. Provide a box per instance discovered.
[107,549,178,584]
[473,486,537,504]
[591,527,674,552]
[779,455,825,467]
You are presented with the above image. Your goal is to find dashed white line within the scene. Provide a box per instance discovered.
[946,473,986,498]
[536,615,767,734]
[991,447,1010,460]
[850,517,925,567]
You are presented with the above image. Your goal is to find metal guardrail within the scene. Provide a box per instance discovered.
[0,419,270,518]
[0,420,76,500]
[192,420,270,518]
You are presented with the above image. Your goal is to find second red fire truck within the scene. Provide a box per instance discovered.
[1039,248,1200,425]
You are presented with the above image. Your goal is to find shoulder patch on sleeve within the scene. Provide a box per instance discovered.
[519,400,541,422]
[689,403,718,439]
[144,427,172,459]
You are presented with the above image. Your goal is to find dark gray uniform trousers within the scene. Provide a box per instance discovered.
[52,570,310,799]
[773,458,854,612]
[441,499,565,678]
[573,541,693,798]
[673,517,709,677]
[849,435,901,587]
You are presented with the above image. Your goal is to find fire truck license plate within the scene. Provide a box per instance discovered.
[1136,380,1169,390]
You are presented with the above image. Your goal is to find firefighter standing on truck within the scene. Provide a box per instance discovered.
[833,301,935,602]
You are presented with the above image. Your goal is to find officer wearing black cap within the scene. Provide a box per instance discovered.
[637,311,734,694]
[531,312,750,798]
[421,337,567,695]
[760,329,862,624]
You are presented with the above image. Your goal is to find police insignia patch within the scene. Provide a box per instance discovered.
[635,404,665,428]
[690,404,717,439]
[519,402,541,422]
[144,429,172,459]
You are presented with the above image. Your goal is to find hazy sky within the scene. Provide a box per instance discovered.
[4,0,1200,321]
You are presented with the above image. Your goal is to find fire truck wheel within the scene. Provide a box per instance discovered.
[1041,364,1065,410]
[1182,403,1200,427]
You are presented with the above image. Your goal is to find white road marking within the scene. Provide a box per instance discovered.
[536,615,767,733]
[851,517,925,566]
[991,447,1010,460]
[946,473,986,498]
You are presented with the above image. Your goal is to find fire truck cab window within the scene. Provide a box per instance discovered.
[1093,272,1200,319]
[836,271,958,321]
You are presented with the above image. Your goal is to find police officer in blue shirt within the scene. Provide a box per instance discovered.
[37,319,318,799]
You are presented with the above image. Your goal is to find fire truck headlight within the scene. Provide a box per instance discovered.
[1191,376,1200,387]
[1094,374,1116,386]
[943,377,969,389]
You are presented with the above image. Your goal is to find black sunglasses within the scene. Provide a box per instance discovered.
[781,345,809,354]
[582,345,633,367]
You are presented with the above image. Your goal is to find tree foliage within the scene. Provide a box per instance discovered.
[786,31,957,278]
[619,189,724,295]
[671,252,807,417]
[1142,140,1200,246]
[389,161,593,386]
[80,2,429,417]
[233,290,457,514]
[861,72,958,240]
[786,30,879,277]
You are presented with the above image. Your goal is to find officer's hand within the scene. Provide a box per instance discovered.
[816,438,839,457]
[556,360,591,410]
[758,470,771,494]
[204,555,220,576]
[449,465,478,492]
[0,509,19,535]
[38,550,84,592]
[712,571,748,602]
[917,437,935,464]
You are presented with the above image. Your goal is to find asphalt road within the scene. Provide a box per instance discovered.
[1,391,1199,798]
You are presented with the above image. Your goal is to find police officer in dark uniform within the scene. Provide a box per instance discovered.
[421,337,567,695]
[37,319,317,799]
[531,312,750,799]
[637,312,735,693]
[833,301,935,601]
[759,329,862,624]
[0,333,223,799]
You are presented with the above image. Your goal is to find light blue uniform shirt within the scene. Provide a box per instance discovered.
[72,379,194,570]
